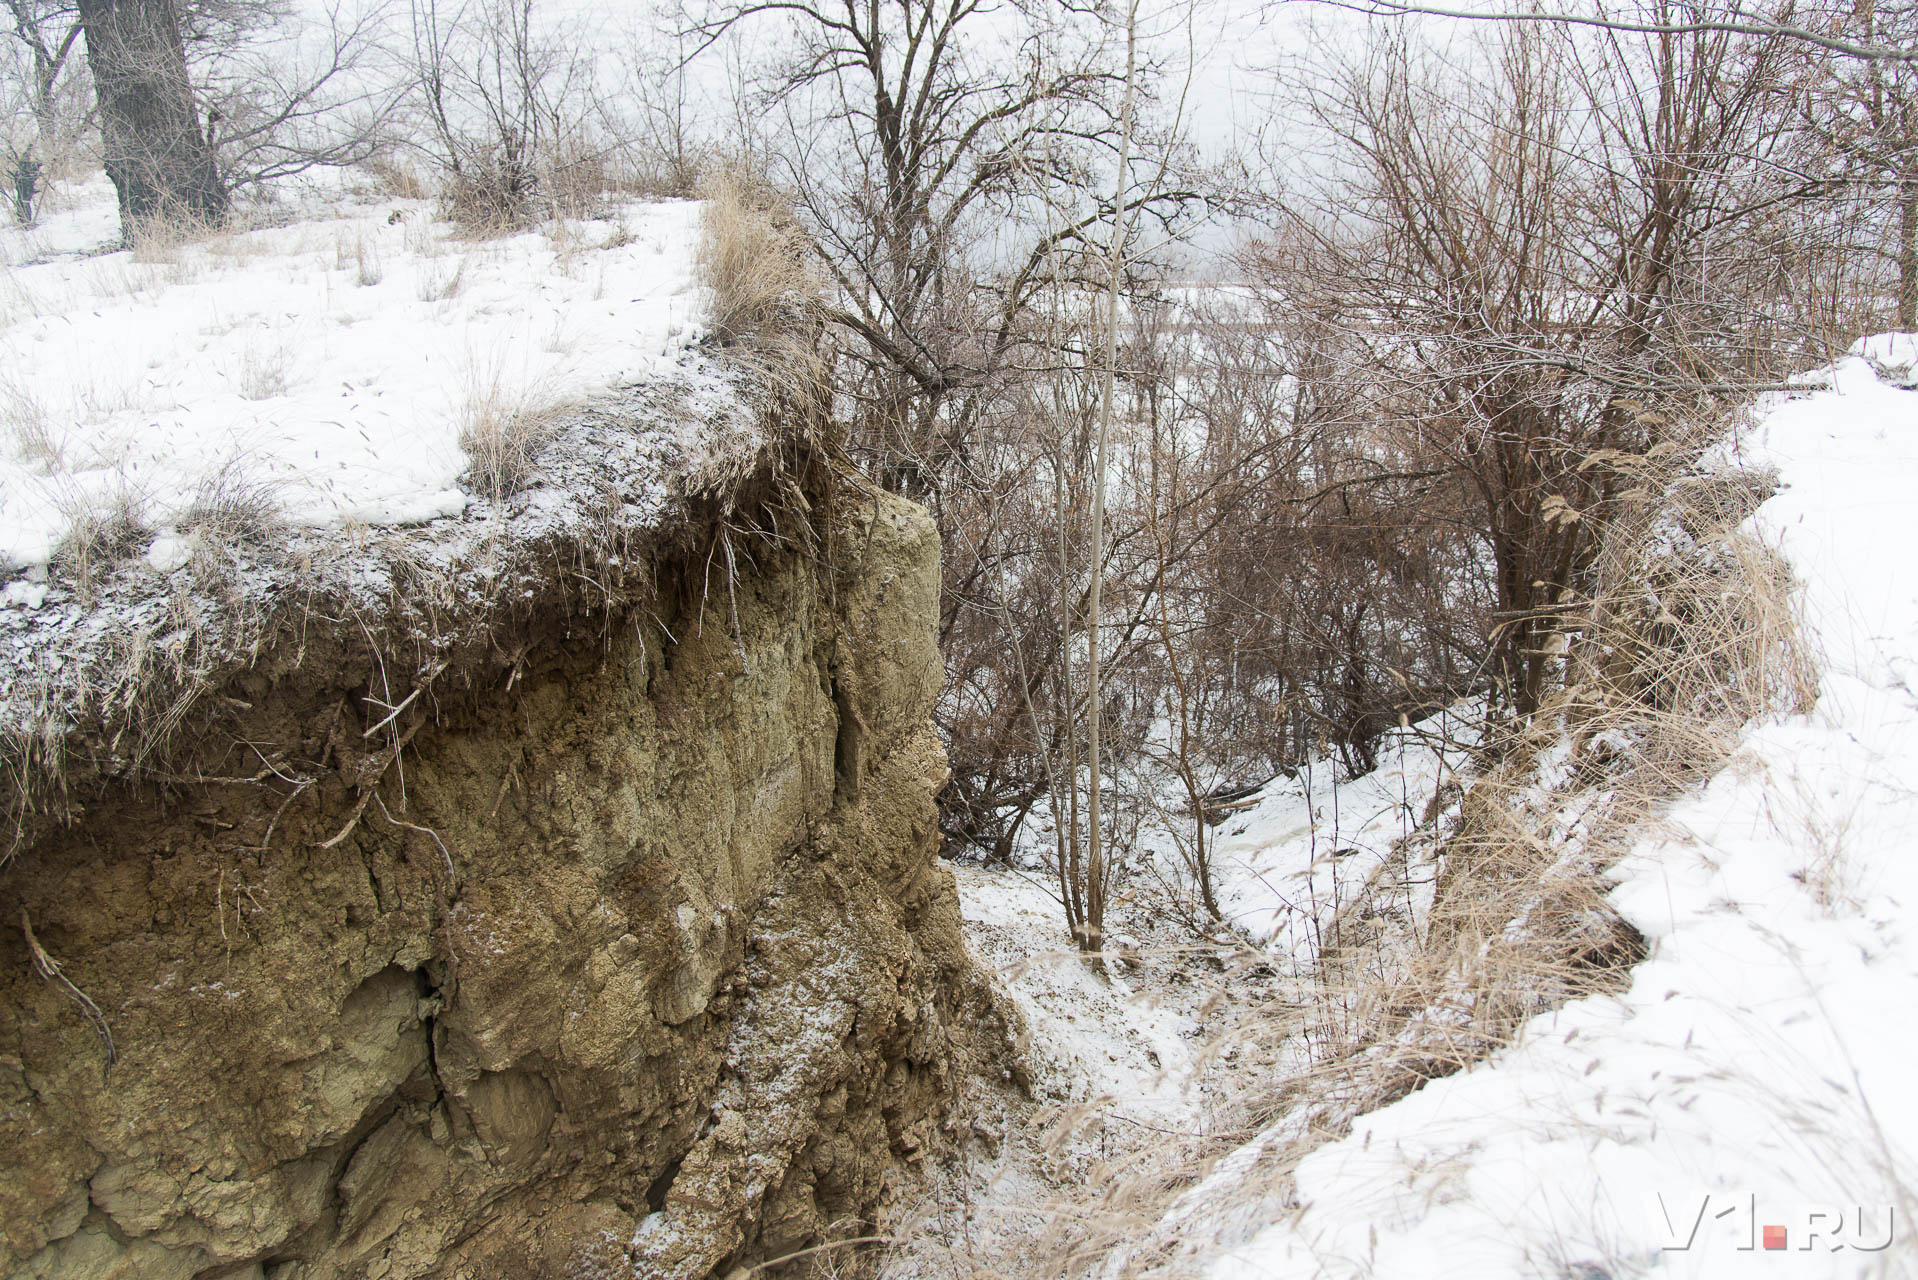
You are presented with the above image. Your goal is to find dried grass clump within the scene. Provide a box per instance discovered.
[235,342,292,401]
[1,373,60,470]
[541,138,613,222]
[696,168,816,347]
[439,138,621,236]
[457,375,563,503]
[417,257,466,302]
[369,159,431,200]
[442,159,538,235]
[52,485,150,602]
[181,460,284,550]
[124,217,210,281]
[440,147,607,235]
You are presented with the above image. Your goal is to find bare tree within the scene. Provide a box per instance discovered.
[1792,0,1918,325]
[195,1,399,197]
[77,0,228,227]
[682,0,1205,492]
[409,0,604,226]
[5,0,85,148]
[1245,8,1809,716]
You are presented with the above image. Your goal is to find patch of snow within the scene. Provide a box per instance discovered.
[953,862,1201,1110]
[0,179,706,569]
[1,579,47,610]
[1201,706,1483,964]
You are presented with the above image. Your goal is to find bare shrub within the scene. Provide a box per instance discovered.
[1242,19,1822,721]
[408,0,616,233]
[538,133,611,222]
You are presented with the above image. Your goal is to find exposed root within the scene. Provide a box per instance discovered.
[19,908,115,1066]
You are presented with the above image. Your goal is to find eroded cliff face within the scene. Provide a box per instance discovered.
[0,484,1007,1280]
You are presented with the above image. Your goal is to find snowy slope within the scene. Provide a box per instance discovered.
[1199,707,1482,962]
[1195,341,1918,1277]
[0,179,705,570]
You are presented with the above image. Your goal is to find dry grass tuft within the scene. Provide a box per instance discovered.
[336,230,384,287]
[127,218,191,264]
[52,484,151,603]
[1,372,60,470]
[235,342,292,401]
[541,137,615,223]
[696,167,816,347]
[369,160,431,201]
[180,459,285,555]
[417,256,466,302]
[457,371,564,503]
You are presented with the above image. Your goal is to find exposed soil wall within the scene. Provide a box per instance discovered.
[0,474,1010,1280]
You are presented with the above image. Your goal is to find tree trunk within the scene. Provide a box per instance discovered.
[77,0,226,232]
[1081,0,1141,965]
[1899,171,1917,330]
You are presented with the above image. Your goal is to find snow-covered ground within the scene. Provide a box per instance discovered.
[884,861,1214,1273]
[936,337,1918,1278]
[0,177,705,570]
[1173,341,1918,1277]
[1194,706,1482,962]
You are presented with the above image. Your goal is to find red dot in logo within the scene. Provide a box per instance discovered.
[1763,1225,1788,1250]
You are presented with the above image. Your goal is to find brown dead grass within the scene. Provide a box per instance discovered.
[51,483,151,605]
[457,367,565,504]
[696,167,816,347]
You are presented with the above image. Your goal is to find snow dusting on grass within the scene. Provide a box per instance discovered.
[0,178,705,570]
[0,178,763,849]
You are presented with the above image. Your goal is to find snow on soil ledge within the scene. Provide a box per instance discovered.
[0,181,768,802]
[1,178,706,569]
[1193,339,1918,1278]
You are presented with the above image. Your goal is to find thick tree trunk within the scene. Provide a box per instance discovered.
[76,0,225,232]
